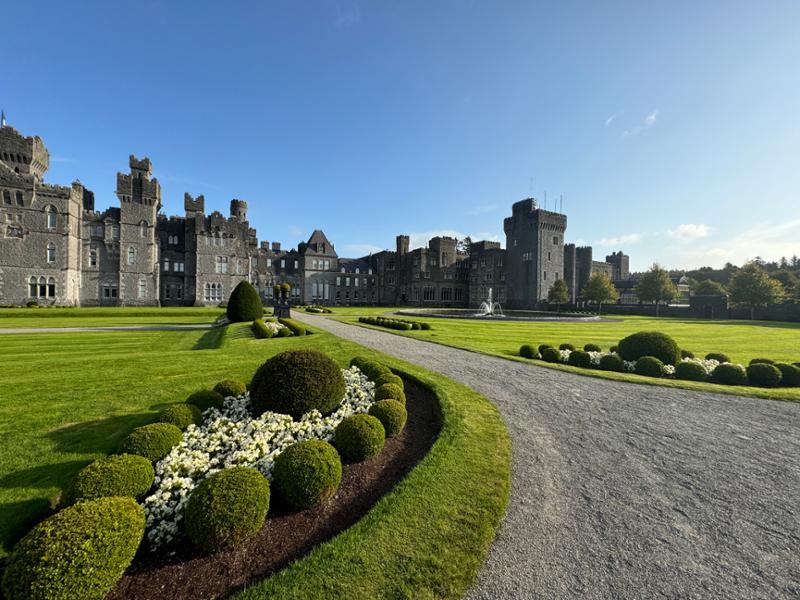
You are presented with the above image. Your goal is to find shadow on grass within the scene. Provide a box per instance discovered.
[46,412,158,454]
[0,460,90,490]
[193,325,227,350]
[0,498,55,557]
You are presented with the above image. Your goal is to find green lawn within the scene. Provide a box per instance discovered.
[332,313,800,402]
[0,317,509,599]
[0,307,224,328]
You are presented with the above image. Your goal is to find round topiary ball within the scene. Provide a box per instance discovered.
[375,382,406,405]
[519,344,537,359]
[250,350,345,419]
[368,399,407,437]
[777,363,800,387]
[675,361,708,382]
[226,280,264,323]
[749,358,775,366]
[335,414,386,461]
[186,389,225,413]
[599,354,625,372]
[609,345,618,353]
[118,423,183,462]
[374,371,404,390]
[618,331,680,366]
[1,497,144,600]
[568,350,592,368]
[272,440,342,511]
[184,467,270,554]
[583,343,602,352]
[712,363,747,385]
[746,363,782,387]
[706,352,730,363]
[541,347,561,363]
[361,360,391,382]
[159,404,202,430]
[538,344,555,355]
[681,349,695,359]
[213,379,247,398]
[559,343,576,351]
[63,454,154,506]
[350,356,370,371]
[634,356,665,378]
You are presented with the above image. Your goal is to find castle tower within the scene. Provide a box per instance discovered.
[605,251,630,280]
[396,235,410,256]
[230,199,248,222]
[0,122,50,181]
[503,198,567,309]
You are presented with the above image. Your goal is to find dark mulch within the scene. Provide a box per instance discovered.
[107,378,441,600]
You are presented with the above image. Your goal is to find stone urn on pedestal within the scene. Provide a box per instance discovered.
[273,282,292,318]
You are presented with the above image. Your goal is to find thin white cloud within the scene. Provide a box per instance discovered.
[595,233,642,247]
[623,109,660,138]
[468,203,497,216]
[288,225,304,238]
[708,248,732,258]
[668,223,710,240]
[341,243,384,256]
[605,112,621,128]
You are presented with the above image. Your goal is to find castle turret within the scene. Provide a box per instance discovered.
[184,193,205,215]
[230,199,248,222]
[396,235,409,256]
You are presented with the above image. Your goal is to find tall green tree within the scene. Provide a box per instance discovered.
[692,279,727,296]
[547,278,570,312]
[729,261,787,319]
[636,263,679,316]
[770,270,799,297]
[581,273,619,315]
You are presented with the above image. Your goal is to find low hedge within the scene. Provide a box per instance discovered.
[634,356,664,378]
[777,363,800,387]
[335,414,386,462]
[185,467,270,553]
[374,371,404,390]
[369,400,407,437]
[583,343,601,352]
[746,363,782,388]
[360,360,391,382]
[599,354,625,372]
[252,319,274,339]
[2,497,145,600]
[159,403,202,430]
[712,363,748,385]
[675,361,708,382]
[358,316,431,331]
[186,389,225,412]
[272,440,342,511]
[541,347,561,363]
[62,454,154,506]
[567,350,591,368]
[118,423,183,462]
[278,318,312,336]
[375,382,406,405]
[519,344,537,359]
[618,331,680,366]
[213,379,247,398]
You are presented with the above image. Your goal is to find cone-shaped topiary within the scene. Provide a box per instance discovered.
[746,363,782,387]
[213,379,247,398]
[272,440,342,510]
[335,414,386,461]
[158,404,202,430]
[712,363,747,385]
[634,356,664,378]
[599,354,625,372]
[250,350,345,419]
[186,389,225,412]
[375,382,406,405]
[2,497,144,600]
[618,331,680,365]
[374,371,404,390]
[62,454,154,506]
[226,280,264,323]
[675,361,708,382]
[184,467,270,553]
[118,423,183,462]
[369,399,407,437]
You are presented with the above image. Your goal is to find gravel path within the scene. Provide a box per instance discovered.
[294,312,800,599]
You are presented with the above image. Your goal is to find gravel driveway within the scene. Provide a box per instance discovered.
[294,312,800,599]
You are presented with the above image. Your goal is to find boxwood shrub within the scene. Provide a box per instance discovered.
[777,363,800,387]
[746,363,782,387]
[335,414,386,461]
[599,354,625,372]
[674,361,707,382]
[184,467,270,553]
[583,343,601,352]
[250,350,345,419]
[186,389,225,412]
[1,497,145,600]
[681,349,695,359]
[349,356,370,371]
[375,382,406,405]
[705,352,730,363]
[368,399,407,437]
[226,280,264,323]
[559,343,576,351]
[360,360,391,382]
[158,403,202,430]
[618,331,680,365]
[634,356,664,378]
[712,363,747,385]
[609,345,618,353]
[749,358,775,366]
[278,318,311,336]
[538,344,554,355]
[272,440,342,510]
[519,344,537,359]
[63,454,154,506]
[252,319,274,339]
[118,423,183,462]
[213,379,247,398]
[541,347,561,363]
[567,350,592,368]
[374,371,404,390]
[277,327,293,337]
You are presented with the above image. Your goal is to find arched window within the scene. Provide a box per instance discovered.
[47,278,56,298]
[140,220,148,238]
[138,278,146,298]
[38,276,46,297]
[29,276,37,297]
[46,243,56,263]
[15,191,23,206]
[2,190,9,205]
[127,246,136,265]
[46,205,57,229]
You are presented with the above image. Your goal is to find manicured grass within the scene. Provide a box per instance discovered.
[0,307,224,328]
[333,313,800,402]
[0,316,510,599]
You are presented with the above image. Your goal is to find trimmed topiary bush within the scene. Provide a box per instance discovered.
[599,354,625,372]
[609,345,618,353]
[335,414,386,461]
[559,343,576,351]
[118,423,183,462]
[634,356,664,378]
[749,358,775,366]
[568,350,592,368]
[519,344,537,359]
[706,352,730,363]
[213,379,247,398]
[374,371,403,390]
[158,403,202,430]
[375,382,406,405]
[369,399,407,437]
[186,389,225,412]
[250,350,345,419]
[541,347,561,363]
[349,356,370,371]
[252,319,274,339]
[538,344,554,355]
[62,454,154,506]
[1,497,144,600]
[361,360,391,381]
[681,349,695,359]
[583,343,601,352]
[184,467,270,553]
[618,331,680,365]
[278,318,311,336]
[712,363,747,385]
[777,364,800,387]
[272,440,342,510]
[746,363,782,387]
[277,326,293,337]
[226,280,264,323]
[675,361,707,382]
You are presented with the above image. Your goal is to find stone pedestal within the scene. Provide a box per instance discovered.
[273,301,291,319]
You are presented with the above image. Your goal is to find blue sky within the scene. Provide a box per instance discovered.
[3,1,798,270]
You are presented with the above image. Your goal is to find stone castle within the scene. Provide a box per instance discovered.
[0,120,630,308]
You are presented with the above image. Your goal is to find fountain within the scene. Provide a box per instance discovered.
[476,287,504,317]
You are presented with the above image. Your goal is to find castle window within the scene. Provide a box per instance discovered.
[280,259,285,268]
[294,260,298,269]
[39,276,47,297]
[140,220,148,238]
[164,258,170,271]
[2,191,10,205]
[128,247,137,265]
[543,271,547,280]
[111,225,120,240]
[548,251,551,261]
[46,206,57,229]
[355,268,360,274]
[266,258,272,267]
[103,284,118,299]
[423,287,435,301]
[313,259,318,269]
[16,191,24,206]
[553,236,559,245]
[174,262,184,273]
[89,248,98,267]
[336,276,341,286]
[47,277,57,296]
[138,278,146,298]
[29,276,37,297]
[215,256,228,273]
[46,243,56,263]
[176,285,183,300]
